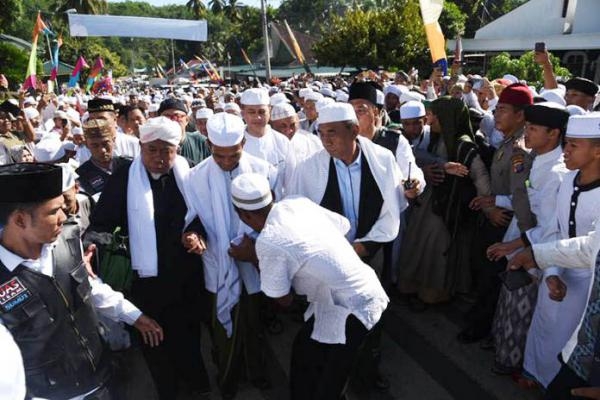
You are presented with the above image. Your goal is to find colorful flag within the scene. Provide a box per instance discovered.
[47,36,63,93]
[194,55,221,81]
[23,12,55,91]
[240,48,253,66]
[419,0,447,75]
[86,57,104,91]
[68,56,89,88]
[179,58,190,72]
[283,20,306,65]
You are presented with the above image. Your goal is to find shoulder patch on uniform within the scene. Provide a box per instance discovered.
[0,277,31,312]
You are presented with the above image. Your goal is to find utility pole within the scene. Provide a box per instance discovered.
[260,0,271,83]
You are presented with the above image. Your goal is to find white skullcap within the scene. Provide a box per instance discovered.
[231,173,273,211]
[304,91,324,103]
[240,88,270,106]
[34,137,65,162]
[24,96,38,105]
[376,90,384,106]
[566,105,587,116]
[148,103,160,113]
[196,107,214,120]
[383,85,408,98]
[58,163,79,192]
[62,141,77,152]
[313,81,323,89]
[336,92,349,103]
[456,74,468,83]
[271,103,297,121]
[320,87,336,99]
[317,103,358,125]
[322,83,333,90]
[24,107,40,120]
[400,100,426,120]
[298,88,313,99]
[139,116,182,146]
[224,103,241,114]
[207,112,245,147]
[270,92,290,106]
[316,97,335,113]
[503,74,519,84]
[400,91,426,104]
[72,126,83,136]
[54,110,68,119]
[541,89,567,106]
[566,112,600,138]
[472,80,484,91]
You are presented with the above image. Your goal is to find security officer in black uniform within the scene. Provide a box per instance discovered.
[0,163,161,399]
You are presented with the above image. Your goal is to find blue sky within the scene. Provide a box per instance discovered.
[109,0,282,8]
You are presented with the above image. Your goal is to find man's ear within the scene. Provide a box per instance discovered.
[11,210,28,230]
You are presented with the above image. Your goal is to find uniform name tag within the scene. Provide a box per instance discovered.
[0,277,31,312]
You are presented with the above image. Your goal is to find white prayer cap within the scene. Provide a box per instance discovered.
[472,80,484,91]
[270,92,290,106]
[304,91,324,103]
[240,88,270,106]
[62,141,77,152]
[376,90,384,107]
[24,107,40,120]
[503,74,519,84]
[54,110,68,119]
[34,137,65,163]
[541,89,567,106]
[224,102,241,115]
[400,101,426,120]
[196,107,214,120]
[400,91,426,104]
[207,112,245,147]
[383,84,408,98]
[320,87,336,99]
[336,91,349,103]
[566,112,600,138]
[566,105,587,116]
[148,103,160,113]
[139,116,182,146]
[58,163,79,192]
[24,96,38,106]
[271,103,297,121]
[456,74,468,83]
[231,173,273,211]
[72,126,83,136]
[298,88,313,99]
[317,103,358,125]
[316,97,335,113]
[322,83,333,90]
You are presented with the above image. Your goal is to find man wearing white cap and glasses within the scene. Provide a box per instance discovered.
[240,88,295,198]
[86,116,211,399]
[195,107,214,137]
[270,102,322,162]
[288,102,405,390]
[230,172,389,400]
[183,112,276,399]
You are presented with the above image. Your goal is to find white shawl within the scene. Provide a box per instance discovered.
[288,135,406,243]
[127,155,190,277]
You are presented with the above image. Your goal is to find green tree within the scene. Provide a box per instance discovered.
[313,0,432,70]
[0,42,42,89]
[277,0,350,34]
[487,51,572,85]
[209,0,225,13]
[223,0,243,23]
[450,0,527,37]
[185,0,206,19]
[53,0,108,15]
[0,0,24,35]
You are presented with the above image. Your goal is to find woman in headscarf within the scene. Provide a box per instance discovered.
[9,145,34,163]
[398,97,491,305]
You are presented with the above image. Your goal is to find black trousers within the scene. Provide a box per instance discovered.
[465,219,507,336]
[290,315,370,400]
[545,363,588,400]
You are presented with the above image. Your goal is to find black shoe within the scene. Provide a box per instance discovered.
[373,373,390,391]
[456,327,487,344]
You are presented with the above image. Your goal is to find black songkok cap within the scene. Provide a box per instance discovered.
[525,102,570,130]
[0,100,21,119]
[157,98,187,116]
[348,82,378,107]
[565,77,599,97]
[88,97,115,113]
[0,163,62,202]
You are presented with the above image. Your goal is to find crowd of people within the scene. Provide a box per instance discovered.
[1,47,600,400]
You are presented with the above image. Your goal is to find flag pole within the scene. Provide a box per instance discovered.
[171,39,176,81]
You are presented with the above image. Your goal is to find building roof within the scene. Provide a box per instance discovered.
[448,0,600,52]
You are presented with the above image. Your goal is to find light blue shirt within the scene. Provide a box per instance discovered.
[334,148,362,241]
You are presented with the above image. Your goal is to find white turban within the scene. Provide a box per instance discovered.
[566,112,600,139]
[207,112,245,147]
[400,100,426,120]
[317,103,358,125]
[271,103,297,121]
[196,107,214,120]
[139,116,182,146]
[240,88,270,106]
[231,173,273,211]
[269,92,290,106]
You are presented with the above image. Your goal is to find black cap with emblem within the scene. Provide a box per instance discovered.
[0,163,63,203]
[87,97,115,114]
[565,77,599,97]
[524,102,570,130]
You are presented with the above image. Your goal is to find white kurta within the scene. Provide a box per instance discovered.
[244,126,296,199]
[256,196,389,344]
[288,135,406,244]
[114,131,140,159]
[524,170,600,387]
[290,129,322,162]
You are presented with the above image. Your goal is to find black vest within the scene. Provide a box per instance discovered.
[319,153,384,241]
[0,224,110,399]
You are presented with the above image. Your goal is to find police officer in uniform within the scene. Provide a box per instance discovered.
[0,163,161,399]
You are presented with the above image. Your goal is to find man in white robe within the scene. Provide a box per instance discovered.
[270,102,322,162]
